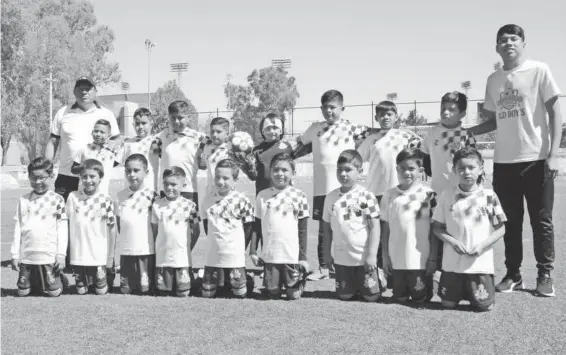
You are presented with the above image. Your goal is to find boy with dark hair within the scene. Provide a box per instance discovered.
[198,116,232,193]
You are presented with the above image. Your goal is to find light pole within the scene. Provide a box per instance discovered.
[271,59,292,133]
[461,81,471,97]
[386,93,398,101]
[44,68,55,121]
[226,73,233,110]
[145,39,156,110]
[170,62,188,89]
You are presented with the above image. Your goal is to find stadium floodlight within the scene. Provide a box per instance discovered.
[120,82,130,91]
[145,39,156,110]
[460,81,471,97]
[494,62,502,71]
[170,62,189,88]
[386,93,398,101]
[272,58,292,69]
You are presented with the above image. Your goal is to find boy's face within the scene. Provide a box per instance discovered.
[336,162,361,188]
[396,159,422,187]
[496,33,525,63]
[453,157,483,190]
[440,102,464,127]
[125,160,148,190]
[162,175,185,200]
[376,110,396,130]
[92,124,111,145]
[210,124,229,145]
[80,168,101,195]
[133,115,152,138]
[28,169,52,195]
[215,167,237,195]
[321,98,344,124]
[270,160,294,189]
[168,112,189,133]
[263,124,282,142]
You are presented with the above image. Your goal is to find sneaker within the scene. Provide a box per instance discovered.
[495,276,524,293]
[536,273,555,297]
[306,266,330,281]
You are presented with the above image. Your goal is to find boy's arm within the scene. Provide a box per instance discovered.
[432,221,467,255]
[151,223,158,243]
[238,152,258,181]
[468,109,497,136]
[116,216,121,233]
[10,204,22,271]
[54,214,69,273]
[70,161,82,175]
[107,223,118,269]
[298,217,308,262]
[545,96,563,177]
[426,227,439,275]
[202,219,208,236]
[189,210,201,251]
[250,218,262,257]
[380,221,391,275]
[365,217,381,272]
[322,221,333,267]
[468,223,505,256]
[197,145,207,170]
[45,136,60,160]
[243,222,254,250]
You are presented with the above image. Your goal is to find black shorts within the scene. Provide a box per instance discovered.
[312,195,326,221]
[334,264,381,299]
[202,266,250,297]
[392,269,428,300]
[155,267,192,294]
[18,263,62,293]
[439,272,495,308]
[160,191,198,209]
[74,266,108,291]
[120,255,155,294]
[54,174,80,201]
[264,263,305,292]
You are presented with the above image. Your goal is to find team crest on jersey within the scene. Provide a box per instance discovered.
[414,277,425,291]
[96,267,106,280]
[180,269,190,284]
[45,270,55,284]
[19,276,27,284]
[140,272,150,287]
[231,269,241,280]
[364,275,377,289]
[441,287,447,296]
[497,89,523,110]
[474,284,489,300]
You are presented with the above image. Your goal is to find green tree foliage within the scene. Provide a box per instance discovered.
[1,0,120,164]
[224,66,299,143]
[150,80,198,134]
[393,109,427,129]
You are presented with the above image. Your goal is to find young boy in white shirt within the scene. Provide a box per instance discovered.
[197,116,232,194]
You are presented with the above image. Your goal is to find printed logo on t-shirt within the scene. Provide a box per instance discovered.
[474,284,489,300]
[497,89,525,120]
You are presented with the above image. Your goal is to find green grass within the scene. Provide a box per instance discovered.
[2,179,566,354]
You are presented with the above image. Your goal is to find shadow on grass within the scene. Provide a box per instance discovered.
[301,290,339,300]
[1,259,12,268]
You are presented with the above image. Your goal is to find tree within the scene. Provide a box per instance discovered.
[150,80,198,134]
[224,66,299,142]
[1,0,121,164]
[394,109,427,128]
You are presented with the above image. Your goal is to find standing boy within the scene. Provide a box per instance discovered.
[198,116,232,194]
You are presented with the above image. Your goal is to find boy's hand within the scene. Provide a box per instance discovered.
[250,254,261,266]
[324,256,334,270]
[299,260,310,274]
[468,244,484,256]
[382,256,393,276]
[106,258,114,270]
[450,240,468,255]
[364,254,377,273]
[113,264,121,274]
[54,255,66,273]
[11,258,19,271]
[425,258,437,276]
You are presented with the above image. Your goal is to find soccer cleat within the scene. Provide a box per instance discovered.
[495,276,524,293]
[306,266,329,281]
[536,273,555,297]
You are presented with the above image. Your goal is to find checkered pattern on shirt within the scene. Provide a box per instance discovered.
[82,143,118,165]
[317,119,369,146]
[332,186,379,221]
[156,197,200,226]
[161,127,206,154]
[119,187,158,215]
[452,188,507,225]
[264,187,309,218]
[367,129,422,152]
[206,191,254,227]
[202,141,231,166]
[76,193,115,224]
[123,135,156,160]
[22,191,67,221]
[399,186,437,219]
[440,129,476,154]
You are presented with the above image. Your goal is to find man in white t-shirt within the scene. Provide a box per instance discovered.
[469,24,562,297]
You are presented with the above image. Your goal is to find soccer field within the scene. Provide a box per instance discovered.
[2,178,566,354]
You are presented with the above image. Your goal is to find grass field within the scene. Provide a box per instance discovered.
[2,177,566,354]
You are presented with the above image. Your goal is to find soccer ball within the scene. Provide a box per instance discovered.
[230,131,254,155]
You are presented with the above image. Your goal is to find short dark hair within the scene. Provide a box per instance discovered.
[270,152,295,172]
[125,153,148,170]
[375,100,397,115]
[94,119,111,129]
[168,100,192,115]
[259,112,285,140]
[210,116,230,130]
[441,91,468,113]
[133,108,152,119]
[28,157,54,175]
[337,149,363,169]
[453,147,485,184]
[163,166,186,179]
[396,148,424,167]
[80,159,104,178]
[215,159,239,179]
[321,90,344,105]
[496,24,525,43]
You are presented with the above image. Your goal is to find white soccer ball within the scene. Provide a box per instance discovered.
[230,131,254,154]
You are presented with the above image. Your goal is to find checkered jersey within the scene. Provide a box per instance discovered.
[151,196,200,268]
[11,191,68,264]
[201,140,232,193]
[433,186,507,274]
[76,143,119,194]
[115,187,159,255]
[380,184,436,269]
[256,186,310,264]
[156,127,206,193]
[119,135,160,190]
[202,190,254,268]
[67,191,116,266]
[421,125,476,193]
[300,119,369,196]
[358,129,422,196]
[322,185,380,266]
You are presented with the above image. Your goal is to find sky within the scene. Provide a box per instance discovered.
[93,0,566,131]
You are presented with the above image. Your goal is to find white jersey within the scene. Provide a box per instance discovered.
[201,190,254,268]
[433,186,507,274]
[200,141,231,193]
[11,191,68,265]
[115,186,158,256]
[119,135,160,191]
[67,190,116,266]
[76,143,119,195]
[484,60,561,163]
[156,127,206,193]
[322,184,380,266]
[151,197,200,268]
[380,184,436,270]
[50,103,119,176]
[358,129,421,196]
[421,125,476,193]
[255,186,309,264]
[300,119,369,196]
